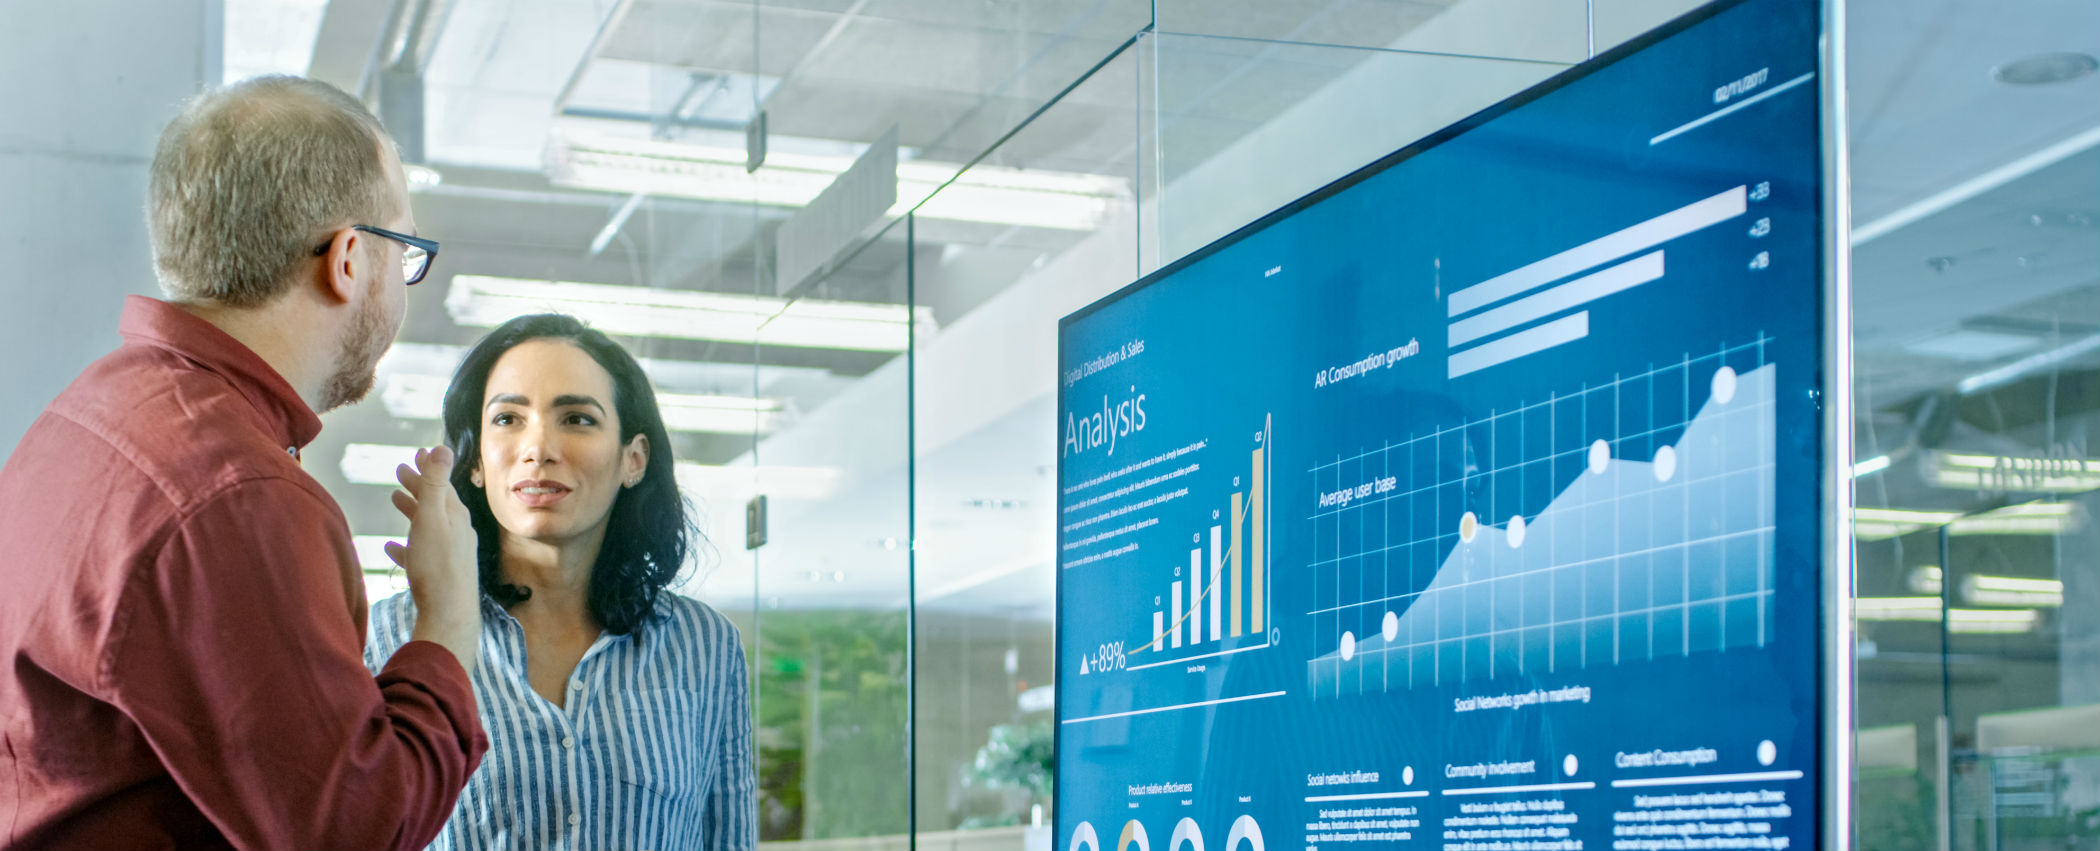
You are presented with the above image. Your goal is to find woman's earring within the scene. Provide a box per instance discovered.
[626,476,640,488]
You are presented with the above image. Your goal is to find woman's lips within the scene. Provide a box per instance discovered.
[511,480,572,508]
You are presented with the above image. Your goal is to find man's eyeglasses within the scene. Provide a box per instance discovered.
[312,225,439,286]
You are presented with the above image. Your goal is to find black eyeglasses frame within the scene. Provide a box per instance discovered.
[311,224,439,286]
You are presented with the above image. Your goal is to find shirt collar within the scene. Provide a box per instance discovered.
[118,295,323,453]
[477,591,676,630]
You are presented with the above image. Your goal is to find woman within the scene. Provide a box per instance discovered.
[366,313,754,850]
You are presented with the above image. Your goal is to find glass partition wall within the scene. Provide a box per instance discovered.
[1845,0,2100,847]
[225,0,2097,847]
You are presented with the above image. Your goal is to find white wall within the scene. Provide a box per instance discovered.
[0,0,222,459]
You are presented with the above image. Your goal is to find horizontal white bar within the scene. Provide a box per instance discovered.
[1448,312,1589,379]
[1060,690,1287,725]
[1305,790,1432,802]
[1650,72,1816,146]
[1448,186,1746,317]
[1443,781,1598,796]
[1611,769,1804,788]
[1449,251,1664,347]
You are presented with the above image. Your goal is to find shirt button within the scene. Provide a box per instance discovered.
[562,736,576,749]
[568,813,581,826]
[570,680,584,691]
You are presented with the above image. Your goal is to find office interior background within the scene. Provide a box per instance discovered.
[1,0,2095,848]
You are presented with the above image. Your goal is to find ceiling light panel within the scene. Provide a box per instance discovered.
[546,133,1128,231]
[1902,328,2039,361]
[445,275,933,352]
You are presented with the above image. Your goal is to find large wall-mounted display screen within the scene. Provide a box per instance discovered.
[1055,0,1827,849]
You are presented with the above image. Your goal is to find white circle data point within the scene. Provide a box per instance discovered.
[1340,631,1357,662]
[1460,511,1479,543]
[1758,740,1777,767]
[1589,439,1610,474]
[1383,611,1399,642]
[1654,445,1678,482]
[1404,765,1415,785]
[1507,515,1527,548]
[1713,366,1739,405]
[1564,754,1580,777]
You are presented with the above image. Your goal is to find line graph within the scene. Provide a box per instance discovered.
[1306,340,1777,696]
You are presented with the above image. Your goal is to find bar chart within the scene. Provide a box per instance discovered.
[1443,183,1762,379]
[1124,415,1275,672]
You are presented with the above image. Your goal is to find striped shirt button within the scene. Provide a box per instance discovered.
[562,736,575,749]
[568,813,581,826]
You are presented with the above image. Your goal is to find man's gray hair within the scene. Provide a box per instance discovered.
[148,75,399,307]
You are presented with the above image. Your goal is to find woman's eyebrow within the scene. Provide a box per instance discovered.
[485,393,529,410]
[552,394,606,414]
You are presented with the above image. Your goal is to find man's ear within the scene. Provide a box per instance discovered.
[317,227,362,305]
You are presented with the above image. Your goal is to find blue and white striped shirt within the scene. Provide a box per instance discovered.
[365,591,755,851]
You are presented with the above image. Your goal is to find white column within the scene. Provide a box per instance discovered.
[0,0,221,459]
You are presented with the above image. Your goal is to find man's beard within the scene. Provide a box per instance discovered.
[316,286,390,413]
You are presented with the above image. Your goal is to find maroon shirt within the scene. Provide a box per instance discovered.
[0,297,487,849]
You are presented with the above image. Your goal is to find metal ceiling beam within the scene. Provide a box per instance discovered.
[307,0,396,94]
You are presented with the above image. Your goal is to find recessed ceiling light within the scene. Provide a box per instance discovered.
[2028,210,2097,229]
[1993,52,2098,85]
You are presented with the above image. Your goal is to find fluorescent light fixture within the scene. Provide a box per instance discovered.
[1853,124,2100,246]
[341,443,419,486]
[378,371,781,435]
[221,0,327,85]
[674,461,841,502]
[1947,608,2040,634]
[1948,501,2079,536]
[1910,565,2064,606]
[1853,597,2041,634]
[351,535,397,571]
[1962,574,2064,608]
[347,444,842,502]
[1931,451,2100,493]
[1853,507,1964,541]
[1957,333,2100,395]
[353,535,409,602]
[1902,329,2039,362]
[378,372,450,421]
[445,275,934,353]
[363,570,409,605]
[657,393,782,435]
[1854,503,2080,540]
[1853,455,1892,477]
[1854,597,1944,621]
[546,133,1128,231]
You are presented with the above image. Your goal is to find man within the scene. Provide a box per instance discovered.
[0,76,486,849]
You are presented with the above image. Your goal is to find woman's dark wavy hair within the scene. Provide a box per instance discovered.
[442,313,697,635]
